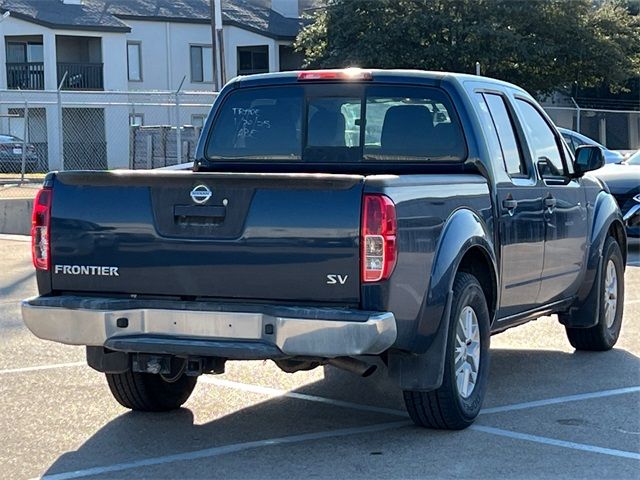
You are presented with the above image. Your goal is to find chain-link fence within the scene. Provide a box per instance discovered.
[0,89,217,180]
[1,90,638,184]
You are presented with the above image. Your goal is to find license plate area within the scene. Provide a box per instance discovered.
[105,309,264,340]
[152,184,254,239]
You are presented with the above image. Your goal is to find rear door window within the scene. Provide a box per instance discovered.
[482,93,526,176]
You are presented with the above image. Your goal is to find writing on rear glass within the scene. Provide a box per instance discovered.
[233,108,271,138]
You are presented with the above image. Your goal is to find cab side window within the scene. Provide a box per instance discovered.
[483,93,526,176]
[561,133,577,154]
[515,99,565,178]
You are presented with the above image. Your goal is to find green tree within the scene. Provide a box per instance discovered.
[295,0,640,95]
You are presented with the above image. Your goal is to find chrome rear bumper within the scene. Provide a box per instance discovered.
[21,296,397,358]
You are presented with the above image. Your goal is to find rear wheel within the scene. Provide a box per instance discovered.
[566,237,624,351]
[403,272,490,430]
[106,370,197,412]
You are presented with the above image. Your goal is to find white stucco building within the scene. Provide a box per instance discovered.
[0,0,310,170]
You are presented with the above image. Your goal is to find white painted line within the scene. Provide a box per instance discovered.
[471,425,640,460]
[627,299,640,305]
[203,377,640,419]
[36,420,411,480]
[481,386,640,415]
[200,377,409,418]
[0,233,30,242]
[5,361,639,420]
[0,362,85,375]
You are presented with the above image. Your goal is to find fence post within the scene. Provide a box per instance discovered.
[57,72,68,171]
[146,135,153,169]
[175,92,181,165]
[571,97,581,133]
[20,99,28,183]
[175,76,186,166]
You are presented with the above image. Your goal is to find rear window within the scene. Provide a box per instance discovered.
[206,85,466,163]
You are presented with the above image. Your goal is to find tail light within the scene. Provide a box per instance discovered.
[361,194,397,282]
[32,187,52,270]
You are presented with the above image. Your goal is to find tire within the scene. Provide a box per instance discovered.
[106,369,198,412]
[566,237,624,351]
[403,272,491,430]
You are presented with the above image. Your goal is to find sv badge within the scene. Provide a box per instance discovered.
[326,274,348,285]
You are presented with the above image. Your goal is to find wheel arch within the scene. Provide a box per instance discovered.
[456,245,498,326]
[559,191,626,329]
[388,207,497,391]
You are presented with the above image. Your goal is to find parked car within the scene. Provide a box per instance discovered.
[0,134,39,173]
[22,70,627,430]
[624,150,640,165]
[590,150,640,238]
[558,127,624,164]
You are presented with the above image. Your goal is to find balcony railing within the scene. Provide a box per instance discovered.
[6,62,45,90]
[57,62,104,90]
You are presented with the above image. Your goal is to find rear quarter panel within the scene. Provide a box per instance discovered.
[362,174,494,351]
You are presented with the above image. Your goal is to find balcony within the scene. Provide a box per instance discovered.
[6,62,45,90]
[57,63,104,90]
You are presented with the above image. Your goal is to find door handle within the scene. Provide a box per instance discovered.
[502,198,517,216]
[544,196,557,211]
[502,198,517,210]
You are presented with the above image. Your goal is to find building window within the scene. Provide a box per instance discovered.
[191,114,207,128]
[190,45,213,83]
[129,114,144,127]
[278,45,303,72]
[237,46,269,75]
[127,42,142,81]
[6,41,44,63]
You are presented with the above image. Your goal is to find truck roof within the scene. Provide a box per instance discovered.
[228,68,529,95]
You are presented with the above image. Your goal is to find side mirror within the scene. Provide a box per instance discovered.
[573,145,605,176]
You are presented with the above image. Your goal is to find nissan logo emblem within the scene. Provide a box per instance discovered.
[190,185,212,204]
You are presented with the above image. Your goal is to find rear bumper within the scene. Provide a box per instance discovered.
[21,296,397,359]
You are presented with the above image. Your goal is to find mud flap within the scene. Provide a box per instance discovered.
[387,290,453,391]
[558,252,603,329]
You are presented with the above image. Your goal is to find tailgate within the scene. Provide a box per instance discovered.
[50,171,363,304]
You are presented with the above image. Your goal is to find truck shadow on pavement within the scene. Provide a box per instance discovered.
[41,347,640,478]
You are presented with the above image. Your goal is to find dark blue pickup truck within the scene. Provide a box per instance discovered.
[22,69,627,430]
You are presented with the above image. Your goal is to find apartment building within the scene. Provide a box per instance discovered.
[0,0,309,170]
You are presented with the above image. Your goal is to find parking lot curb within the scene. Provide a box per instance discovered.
[0,198,33,235]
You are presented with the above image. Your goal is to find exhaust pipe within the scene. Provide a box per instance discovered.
[327,357,377,377]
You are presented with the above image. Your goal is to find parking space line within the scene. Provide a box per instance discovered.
[481,386,640,414]
[0,362,85,375]
[0,233,31,242]
[627,299,640,305]
[36,420,411,480]
[203,377,640,419]
[200,377,409,418]
[471,425,640,460]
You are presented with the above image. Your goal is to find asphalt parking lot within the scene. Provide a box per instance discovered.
[1,235,639,480]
